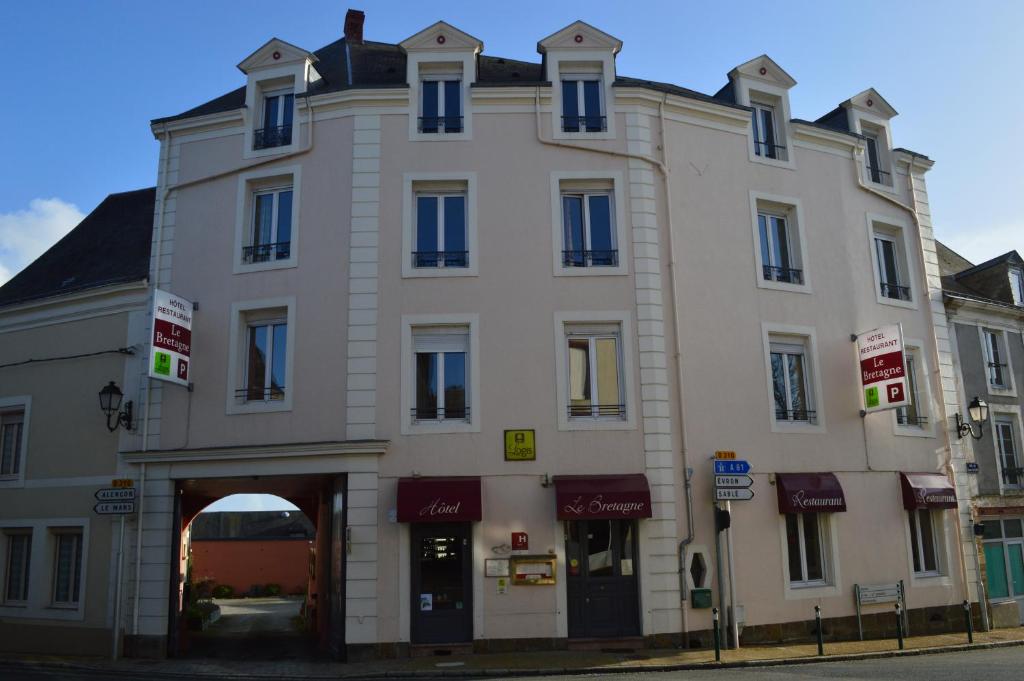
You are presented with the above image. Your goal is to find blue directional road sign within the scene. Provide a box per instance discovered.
[714,460,751,475]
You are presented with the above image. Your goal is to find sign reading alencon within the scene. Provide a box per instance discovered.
[148,289,193,386]
[856,324,909,413]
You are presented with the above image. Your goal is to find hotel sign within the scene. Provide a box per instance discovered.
[504,430,536,461]
[148,289,193,387]
[856,324,909,413]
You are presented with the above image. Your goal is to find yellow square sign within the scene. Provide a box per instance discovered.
[504,430,536,461]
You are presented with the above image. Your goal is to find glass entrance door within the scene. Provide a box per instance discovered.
[410,523,473,643]
[565,519,641,638]
[982,518,1024,624]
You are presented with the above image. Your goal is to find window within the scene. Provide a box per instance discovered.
[566,326,624,419]
[770,339,815,424]
[874,236,909,300]
[996,418,1022,488]
[758,210,802,284]
[4,531,30,603]
[1,409,24,477]
[908,509,940,575]
[244,187,292,264]
[242,320,287,402]
[412,328,469,422]
[785,513,826,586]
[51,531,82,606]
[414,193,467,268]
[254,90,294,150]
[751,101,785,160]
[859,122,892,187]
[419,77,462,133]
[896,350,927,427]
[983,329,1009,389]
[227,298,295,414]
[1011,268,1024,306]
[562,192,616,268]
[561,76,605,132]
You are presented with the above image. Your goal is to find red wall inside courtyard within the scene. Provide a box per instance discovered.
[192,539,311,595]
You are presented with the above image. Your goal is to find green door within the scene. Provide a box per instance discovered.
[984,543,1009,599]
[1008,543,1024,597]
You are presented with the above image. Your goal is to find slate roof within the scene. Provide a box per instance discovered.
[937,240,1024,310]
[0,187,156,309]
[191,511,315,541]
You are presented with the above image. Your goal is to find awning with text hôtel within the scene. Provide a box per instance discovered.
[554,474,653,520]
[775,473,847,513]
[396,476,482,523]
[900,472,957,510]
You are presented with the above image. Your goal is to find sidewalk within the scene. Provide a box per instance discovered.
[4,628,1024,679]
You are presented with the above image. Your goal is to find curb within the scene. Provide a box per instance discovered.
[2,637,1023,680]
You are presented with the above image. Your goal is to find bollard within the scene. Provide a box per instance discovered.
[895,601,904,650]
[963,600,974,644]
[712,607,721,662]
[814,605,824,656]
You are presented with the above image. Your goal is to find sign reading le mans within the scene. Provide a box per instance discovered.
[855,324,909,413]
[148,289,194,387]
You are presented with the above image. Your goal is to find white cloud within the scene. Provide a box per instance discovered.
[0,198,85,286]
[939,222,1024,266]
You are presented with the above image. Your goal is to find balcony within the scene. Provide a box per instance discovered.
[412,406,469,422]
[988,362,1008,388]
[418,116,463,134]
[867,165,893,187]
[896,412,929,427]
[561,115,607,133]
[563,249,619,268]
[412,251,468,268]
[253,124,292,150]
[236,386,285,402]
[754,140,788,162]
[775,409,818,424]
[1001,465,1024,488]
[568,403,626,418]
[242,241,291,264]
[762,265,804,285]
[880,282,911,301]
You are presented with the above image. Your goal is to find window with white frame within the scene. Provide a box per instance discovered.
[784,512,827,586]
[244,186,293,264]
[1,409,24,478]
[566,324,625,419]
[770,337,816,424]
[908,509,940,576]
[860,122,892,187]
[419,73,462,134]
[561,72,605,133]
[51,530,82,607]
[751,98,786,161]
[757,205,803,285]
[240,313,288,403]
[414,189,467,269]
[896,349,927,427]
[982,328,1009,389]
[3,530,31,603]
[995,418,1022,488]
[562,189,616,268]
[413,327,469,422]
[255,89,294,150]
[873,226,911,302]
[1011,268,1024,306]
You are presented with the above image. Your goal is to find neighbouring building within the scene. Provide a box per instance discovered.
[1,8,984,661]
[939,243,1024,624]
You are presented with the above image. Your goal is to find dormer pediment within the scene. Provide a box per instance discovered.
[237,38,317,74]
[400,21,483,53]
[729,55,796,89]
[537,21,622,54]
[843,88,897,119]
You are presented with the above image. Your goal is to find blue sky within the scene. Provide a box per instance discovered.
[1,2,1020,509]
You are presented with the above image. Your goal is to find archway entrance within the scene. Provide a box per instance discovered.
[168,474,345,661]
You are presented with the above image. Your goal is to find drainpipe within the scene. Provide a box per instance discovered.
[534,89,695,642]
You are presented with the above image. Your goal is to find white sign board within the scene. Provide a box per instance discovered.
[148,289,193,386]
[95,488,136,502]
[856,324,909,413]
[715,488,754,501]
[857,583,901,605]
[94,501,136,515]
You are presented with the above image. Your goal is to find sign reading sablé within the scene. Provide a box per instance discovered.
[504,430,536,461]
[856,324,909,413]
[148,288,194,387]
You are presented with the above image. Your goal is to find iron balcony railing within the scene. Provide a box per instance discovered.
[1001,465,1024,487]
[412,406,470,422]
[242,241,291,264]
[561,115,607,133]
[762,265,804,285]
[896,412,929,427]
[880,282,911,301]
[988,362,1008,387]
[775,409,818,424]
[562,250,619,267]
[418,116,464,133]
[867,165,893,186]
[235,386,285,402]
[412,251,469,268]
[568,403,626,418]
[754,140,788,161]
[253,125,292,150]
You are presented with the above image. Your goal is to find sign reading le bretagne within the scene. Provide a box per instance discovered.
[149,289,194,387]
[856,324,909,413]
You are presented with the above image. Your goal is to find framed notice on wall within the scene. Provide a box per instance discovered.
[485,558,510,577]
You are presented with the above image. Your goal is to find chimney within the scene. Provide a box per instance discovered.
[344,9,365,44]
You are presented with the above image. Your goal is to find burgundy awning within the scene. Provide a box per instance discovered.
[554,474,653,520]
[776,473,847,513]
[900,472,957,510]
[396,477,482,523]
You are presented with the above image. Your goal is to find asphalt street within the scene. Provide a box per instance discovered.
[2,646,1024,681]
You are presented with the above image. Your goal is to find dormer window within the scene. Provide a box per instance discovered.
[750,95,787,161]
[419,72,462,134]
[860,122,892,186]
[401,22,481,141]
[255,90,294,150]
[1010,267,1024,306]
[561,74,605,133]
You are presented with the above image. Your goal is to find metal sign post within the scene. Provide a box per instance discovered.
[95,486,136,659]
[713,455,753,650]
